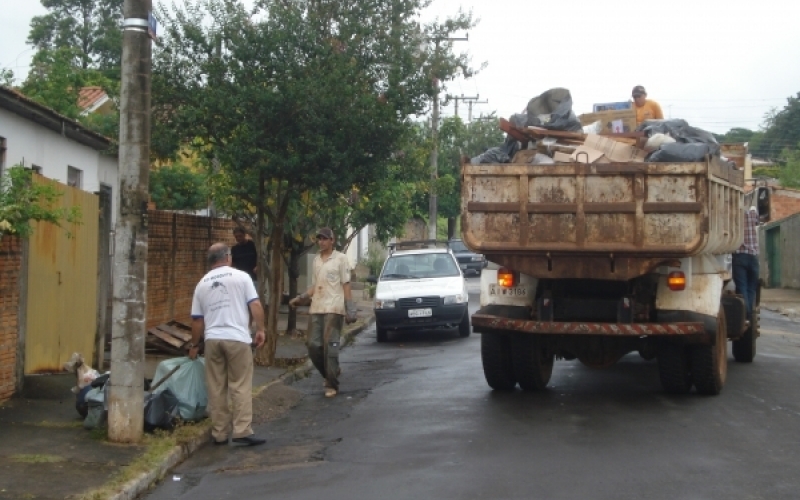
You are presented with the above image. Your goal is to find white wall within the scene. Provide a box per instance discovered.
[0,108,119,224]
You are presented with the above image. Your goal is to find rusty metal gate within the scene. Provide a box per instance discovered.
[24,177,99,374]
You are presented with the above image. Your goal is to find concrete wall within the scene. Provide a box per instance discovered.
[0,108,119,224]
[759,212,800,289]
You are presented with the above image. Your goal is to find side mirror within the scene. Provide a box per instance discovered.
[366,275,377,284]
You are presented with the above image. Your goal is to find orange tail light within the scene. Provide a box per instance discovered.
[497,268,516,288]
[667,271,686,291]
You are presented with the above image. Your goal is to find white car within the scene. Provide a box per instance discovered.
[368,244,470,342]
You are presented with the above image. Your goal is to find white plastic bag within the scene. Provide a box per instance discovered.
[152,357,208,421]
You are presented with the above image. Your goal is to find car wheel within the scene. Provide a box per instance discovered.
[458,311,471,337]
[376,325,388,343]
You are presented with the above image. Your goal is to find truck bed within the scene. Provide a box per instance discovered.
[461,159,744,280]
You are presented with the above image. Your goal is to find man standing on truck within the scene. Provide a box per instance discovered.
[632,85,664,124]
[733,206,760,319]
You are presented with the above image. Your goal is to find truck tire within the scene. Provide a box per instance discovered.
[657,344,692,394]
[376,326,388,343]
[512,334,553,391]
[481,332,516,391]
[690,309,728,395]
[732,307,758,362]
[458,312,471,338]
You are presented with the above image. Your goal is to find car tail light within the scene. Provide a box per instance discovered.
[497,268,516,287]
[667,271,686,291]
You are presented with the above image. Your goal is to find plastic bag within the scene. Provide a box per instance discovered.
[83,382,108,429]
[525,88,583,132]
[151,357,208,421]
[144,388,180,431]
[636,119,718,145]
[646,142,720,162]
[644,133,676,150]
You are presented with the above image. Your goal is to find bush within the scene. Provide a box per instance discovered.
[361,245,385,276]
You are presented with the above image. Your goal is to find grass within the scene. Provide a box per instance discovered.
[76,419,211,500]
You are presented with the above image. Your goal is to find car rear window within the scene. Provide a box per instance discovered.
[381,254,460,279]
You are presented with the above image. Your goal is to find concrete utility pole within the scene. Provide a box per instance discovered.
[466,97,488,122]
[451,94,479,119]
[428,35,468,241]
[108,0,153,443]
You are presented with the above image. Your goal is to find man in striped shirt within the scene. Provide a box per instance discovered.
[733,206,760,319]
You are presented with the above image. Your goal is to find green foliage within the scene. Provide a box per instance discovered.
[20,46,115,120]
[716,127,756,144]
[27,0,123,76]
[1,68,15,87]
[150,163,209,211]
[752,93,800,160]
[777,145,800,188]
[360,246,386,277]
[0,166,81,238]
[752,166,780,179]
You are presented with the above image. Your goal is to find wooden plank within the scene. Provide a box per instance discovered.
[148,328,184,348]
[157,323,191,342]
[499,118,530,143]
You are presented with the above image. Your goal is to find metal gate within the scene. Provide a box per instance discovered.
[24,177,99,374]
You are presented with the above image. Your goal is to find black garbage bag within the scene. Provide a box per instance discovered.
[637,119,718,145]
[144,388,180,432]
[646,142,720,162]
[525,88,583,132]
[471,135,520,164]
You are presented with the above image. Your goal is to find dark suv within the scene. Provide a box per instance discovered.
[448,239,487,276]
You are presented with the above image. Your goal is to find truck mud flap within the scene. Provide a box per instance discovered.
[471,314,707,339]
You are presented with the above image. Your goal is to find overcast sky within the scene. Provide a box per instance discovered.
[3,0,799,135]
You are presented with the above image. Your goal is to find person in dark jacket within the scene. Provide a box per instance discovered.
[231,227,257,282]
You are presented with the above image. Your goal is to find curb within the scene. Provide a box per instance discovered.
[107,316,374,500]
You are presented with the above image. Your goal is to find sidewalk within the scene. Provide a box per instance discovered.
[0,291,375,500]
[760,286,800,321]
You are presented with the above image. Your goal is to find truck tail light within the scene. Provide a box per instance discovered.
[667,271,686,291]
[497,268,516,287]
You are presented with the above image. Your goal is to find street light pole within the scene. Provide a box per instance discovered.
[108,0,153,443]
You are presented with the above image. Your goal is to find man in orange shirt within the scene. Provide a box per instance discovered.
[632,85,664,124]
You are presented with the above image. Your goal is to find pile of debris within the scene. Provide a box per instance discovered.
[146,321,193,355]
[473,88,727,166]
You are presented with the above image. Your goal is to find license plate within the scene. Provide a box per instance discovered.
[488,284,528,297]
[408,308,432,318]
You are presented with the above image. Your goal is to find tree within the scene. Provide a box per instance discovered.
[154,0,477,365]
[27,0,123,75]
[715,127,756,144]
[778,144,800,189]
[0,166,81,238]
[149,163,209,211]
[752,93,800,160]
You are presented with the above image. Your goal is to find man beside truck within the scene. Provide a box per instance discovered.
[733,206,760,319]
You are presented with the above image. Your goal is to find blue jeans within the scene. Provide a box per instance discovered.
[732,253,759,318]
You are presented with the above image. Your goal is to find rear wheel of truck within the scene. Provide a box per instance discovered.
[732,307,758,362]
[481,332,516,391]
[657,343,692,394]
[376,326,388,343]
[458,312,471,338]
[512,334,553,391]
[690,309,728,395]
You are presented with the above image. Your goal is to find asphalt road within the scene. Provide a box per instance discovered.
[148,278,800,500]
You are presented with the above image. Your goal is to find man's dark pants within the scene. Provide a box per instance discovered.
[733,253,759,318]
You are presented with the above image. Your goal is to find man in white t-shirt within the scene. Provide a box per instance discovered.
[188,242,266,446]
[289,227,356,398]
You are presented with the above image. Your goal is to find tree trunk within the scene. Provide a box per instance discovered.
[286,248,301,333]
[255,221,284,366]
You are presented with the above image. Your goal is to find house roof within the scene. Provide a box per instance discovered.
[77,86,109,113]
[0,85,113,152]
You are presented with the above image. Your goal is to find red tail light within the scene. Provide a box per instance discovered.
[667,271,686,291]
[497,268,516,288]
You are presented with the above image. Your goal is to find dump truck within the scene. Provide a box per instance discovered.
[462,152,757,395]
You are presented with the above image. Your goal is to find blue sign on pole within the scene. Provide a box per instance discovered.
[148,11,158,41]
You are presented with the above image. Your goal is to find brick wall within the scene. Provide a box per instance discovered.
[769,188,800,222]
[0,236,22,403]
[146,211,237,329]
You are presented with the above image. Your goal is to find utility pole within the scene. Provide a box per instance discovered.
[451,94,479,119]
[429,34,468,241]
[466,96,488,122]
[108,0,153,443]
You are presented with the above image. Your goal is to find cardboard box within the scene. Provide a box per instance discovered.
[569,134,647,164]
[579,109,638,134]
